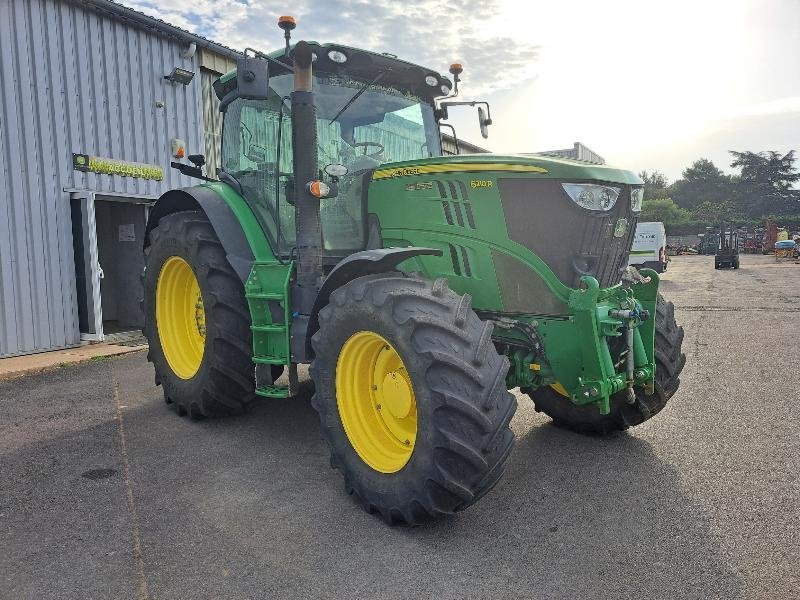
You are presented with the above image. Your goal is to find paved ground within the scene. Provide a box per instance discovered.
[1,254,798,600]
[0,341,146,381]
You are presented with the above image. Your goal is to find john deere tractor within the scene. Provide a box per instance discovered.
[142,18,685,524]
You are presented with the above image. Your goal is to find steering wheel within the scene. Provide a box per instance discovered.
[354,141,385,158]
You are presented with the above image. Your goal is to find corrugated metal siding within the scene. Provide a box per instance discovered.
[0,0,205,357]
[201,68,223,178]
[441,134,487,156]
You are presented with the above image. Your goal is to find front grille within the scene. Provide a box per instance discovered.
[498,178,638,288]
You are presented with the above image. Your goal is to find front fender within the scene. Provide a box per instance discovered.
[305,247,443,357]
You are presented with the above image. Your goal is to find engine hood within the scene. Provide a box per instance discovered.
[372,153,643,186]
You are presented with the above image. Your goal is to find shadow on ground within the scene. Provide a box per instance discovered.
[0,353,744,599]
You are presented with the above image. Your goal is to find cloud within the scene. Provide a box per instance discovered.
[122,0,539,94]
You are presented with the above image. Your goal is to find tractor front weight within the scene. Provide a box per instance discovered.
[506,271,659,415]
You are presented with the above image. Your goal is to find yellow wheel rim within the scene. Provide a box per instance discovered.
[156,256,206,379]
[335,331,417,473]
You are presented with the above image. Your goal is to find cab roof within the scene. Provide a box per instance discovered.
[216,42,452,103]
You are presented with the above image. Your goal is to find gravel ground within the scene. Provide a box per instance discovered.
[1,254,798,600]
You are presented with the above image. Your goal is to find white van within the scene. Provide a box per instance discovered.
[628,221,668,273]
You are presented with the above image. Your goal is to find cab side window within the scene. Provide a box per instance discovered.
[220,96,295,253]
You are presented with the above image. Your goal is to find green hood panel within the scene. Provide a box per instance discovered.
[373,153,643,185]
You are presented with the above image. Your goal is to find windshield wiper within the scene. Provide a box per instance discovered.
[329,71,386,123]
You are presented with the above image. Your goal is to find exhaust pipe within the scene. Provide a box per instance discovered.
[291,41,322,314]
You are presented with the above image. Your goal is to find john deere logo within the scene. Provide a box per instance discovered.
[614,218,628,238]
[72,153,90,172]
[377,166,422,179]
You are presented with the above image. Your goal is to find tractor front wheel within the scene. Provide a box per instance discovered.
[142,210,256,418]
[310,274,516,525]
[525,294,685,435]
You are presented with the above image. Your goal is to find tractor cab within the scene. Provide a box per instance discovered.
[211,42,454,260]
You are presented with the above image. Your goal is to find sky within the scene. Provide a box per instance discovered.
[127,0,800,183]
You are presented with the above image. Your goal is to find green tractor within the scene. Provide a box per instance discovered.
[142,19,685,524]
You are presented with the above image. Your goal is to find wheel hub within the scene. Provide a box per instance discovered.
[335,331,417,473]
[381,371,413,419]
[156,256,206,379]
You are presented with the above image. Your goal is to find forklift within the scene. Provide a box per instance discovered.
[714,224,740,269]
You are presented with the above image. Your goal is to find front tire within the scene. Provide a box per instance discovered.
[143,210,256,418]
[525,294,685,435]
[310,274,516,525]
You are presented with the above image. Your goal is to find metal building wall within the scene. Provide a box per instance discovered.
[0,0,204,357]
[441,134,487,156]
[201,69,224,178]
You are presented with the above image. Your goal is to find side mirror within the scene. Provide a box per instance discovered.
[236,55,269,100]
[478,106,491,139]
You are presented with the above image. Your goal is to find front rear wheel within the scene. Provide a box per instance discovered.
[310,274,517,525]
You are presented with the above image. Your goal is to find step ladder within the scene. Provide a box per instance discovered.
[245,261,296,398]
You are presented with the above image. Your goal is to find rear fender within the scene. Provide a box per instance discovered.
[145,186,256,283]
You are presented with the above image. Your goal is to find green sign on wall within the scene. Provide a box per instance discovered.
[73,153,164,181]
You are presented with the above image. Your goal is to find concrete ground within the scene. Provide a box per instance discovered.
[1,254,798,600]
[0,341,147,381]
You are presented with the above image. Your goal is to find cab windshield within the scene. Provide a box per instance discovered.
[221,72,440,256]
[268,72,441,167]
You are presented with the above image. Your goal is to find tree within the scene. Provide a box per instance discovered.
[690,200,740,223]
[670,158,733,210]
[640,198,692,229]
[729,150,800,217]
[638,170,670,200]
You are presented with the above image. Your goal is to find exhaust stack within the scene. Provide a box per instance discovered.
[291,41,322,314]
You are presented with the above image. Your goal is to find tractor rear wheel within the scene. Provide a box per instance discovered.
[142,210,256,418]
[525,294,685,435]
[310,274,516,525]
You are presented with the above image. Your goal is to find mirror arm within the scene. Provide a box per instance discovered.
[170,161,215,182]
[244,47,295,74]
[439,100,491,119]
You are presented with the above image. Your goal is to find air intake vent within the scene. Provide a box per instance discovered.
[435,180,477,230]
[447,243,473,277]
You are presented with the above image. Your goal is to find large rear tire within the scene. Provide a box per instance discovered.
[310,274,516,525]
[525,294,685,435]
[142,210,256,418]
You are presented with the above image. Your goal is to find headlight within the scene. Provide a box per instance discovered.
[561,183,621,211]
[425,75,439,87]
[327,49,347,63]
[630,187,643,212]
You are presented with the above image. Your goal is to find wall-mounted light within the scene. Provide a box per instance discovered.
[164,67,195,85]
